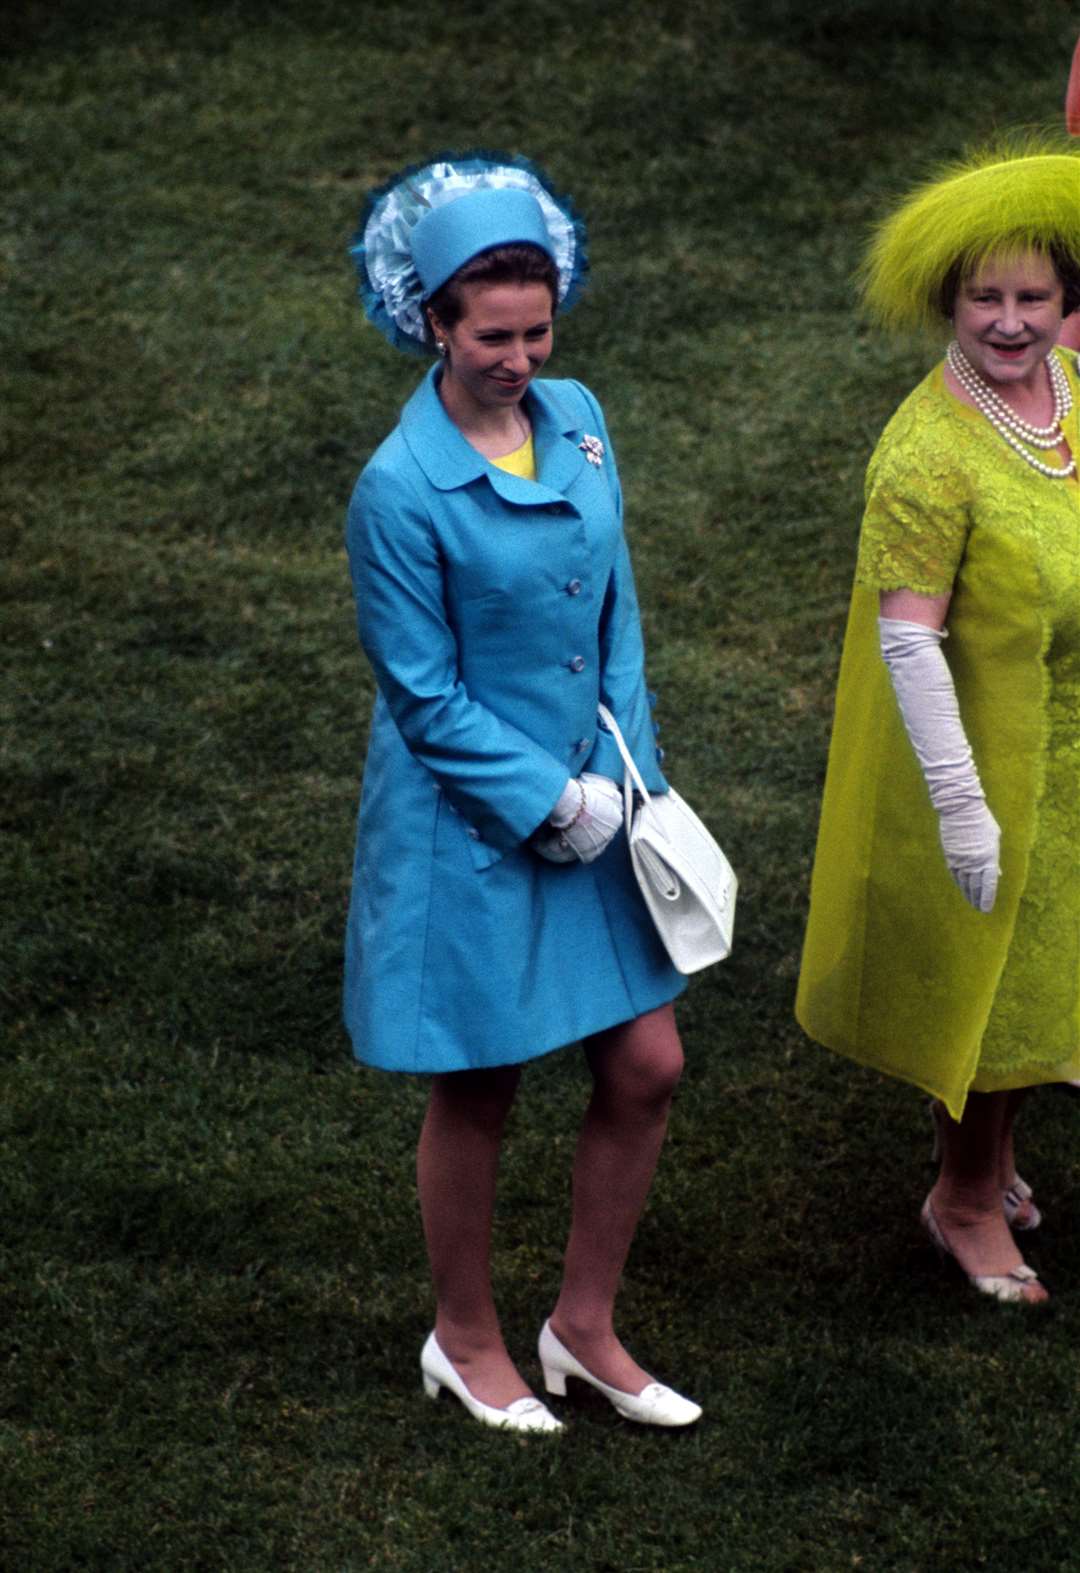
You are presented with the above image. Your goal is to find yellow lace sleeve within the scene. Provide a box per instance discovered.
[854,374,973,596]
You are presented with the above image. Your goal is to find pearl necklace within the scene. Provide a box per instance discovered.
[947,340,1070,443]
[946,341,1076,480]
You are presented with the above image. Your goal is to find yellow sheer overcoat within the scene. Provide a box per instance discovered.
[796,354,1080,1119]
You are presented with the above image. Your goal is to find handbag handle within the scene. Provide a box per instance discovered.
[596,704,655,835]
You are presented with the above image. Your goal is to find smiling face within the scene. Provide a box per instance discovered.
[952,249,1065,391]
[428,280,554,418]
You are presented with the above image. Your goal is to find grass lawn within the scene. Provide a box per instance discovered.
[5,1,1080,1568]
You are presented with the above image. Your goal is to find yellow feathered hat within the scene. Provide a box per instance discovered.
[862,138,1080,331]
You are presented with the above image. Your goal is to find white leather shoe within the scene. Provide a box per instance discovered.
[920,1198,1047,1305]
[537,1320,701,1427]
[1002,1175,1042,1233]
[421,1333,563,1433]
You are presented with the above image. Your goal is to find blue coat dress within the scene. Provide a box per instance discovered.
[343,365,686,1073]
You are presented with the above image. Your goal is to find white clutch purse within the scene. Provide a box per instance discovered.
[597,704,737,974]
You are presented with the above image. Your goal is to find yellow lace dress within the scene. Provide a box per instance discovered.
[796,351,1080,1118]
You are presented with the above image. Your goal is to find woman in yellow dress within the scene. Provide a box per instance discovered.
[797,142,1080,1304]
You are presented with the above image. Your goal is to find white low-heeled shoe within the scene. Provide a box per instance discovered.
[920,1198,1047,1305]
[537,1320,701,1427]
[1002,1175,1042,1232]
[420,1333,563,1433]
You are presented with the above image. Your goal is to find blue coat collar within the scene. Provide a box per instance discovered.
[399,365,590,507]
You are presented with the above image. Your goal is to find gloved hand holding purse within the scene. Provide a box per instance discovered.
[533,772,623,864]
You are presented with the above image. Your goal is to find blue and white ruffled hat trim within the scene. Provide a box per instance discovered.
[349,151,588,354]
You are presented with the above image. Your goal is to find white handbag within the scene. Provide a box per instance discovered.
[597,704,737,974]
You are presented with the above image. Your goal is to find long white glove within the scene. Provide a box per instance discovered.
[533,773,624,864]
[879,617,1000,913]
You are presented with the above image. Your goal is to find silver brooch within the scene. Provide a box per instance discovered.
[579,433,605,466]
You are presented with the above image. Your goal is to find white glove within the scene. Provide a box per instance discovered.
[533,773,624,864]
[879,617,1000,913]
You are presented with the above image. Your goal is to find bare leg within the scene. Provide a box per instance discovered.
[933,1088,1037,1225]
[998,1087,1027,1190]
[548,1003,685,1392]
[417,1064,533,1407]
[929,1089,1046,1302]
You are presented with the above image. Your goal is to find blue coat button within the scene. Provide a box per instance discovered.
[467,826,481,840]
[576,737,591,752]
[566,578,583,595]
[569,655,586,673]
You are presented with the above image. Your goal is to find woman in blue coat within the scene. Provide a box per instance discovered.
[345,155,700,1433]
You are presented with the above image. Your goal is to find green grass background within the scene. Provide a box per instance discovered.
[6,1,1080,1568]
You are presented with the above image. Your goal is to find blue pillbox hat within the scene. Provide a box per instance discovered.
[351,152,587,352]
[410,188,555,297]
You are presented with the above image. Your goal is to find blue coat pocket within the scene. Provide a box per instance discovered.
[439,794,507,872]
[464,823,505,871]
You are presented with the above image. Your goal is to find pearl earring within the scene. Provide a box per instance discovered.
[436,340,447,356]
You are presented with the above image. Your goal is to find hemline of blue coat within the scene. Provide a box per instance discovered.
[343,366,686,1074]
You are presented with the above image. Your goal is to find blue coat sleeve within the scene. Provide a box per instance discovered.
[346,461,572,851]
[571,384,668,793]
